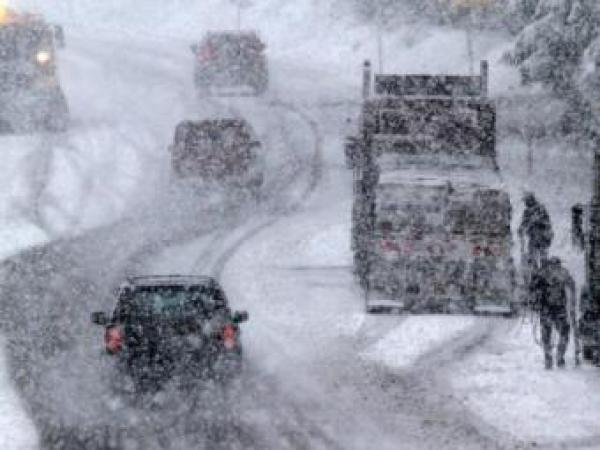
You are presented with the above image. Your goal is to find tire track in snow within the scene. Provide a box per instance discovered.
[210,99,323,278]
[119,96,333,449]
[202,100,349,450]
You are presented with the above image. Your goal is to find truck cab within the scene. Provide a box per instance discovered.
[0,7,69,132]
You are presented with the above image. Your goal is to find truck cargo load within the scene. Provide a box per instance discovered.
[347,60,516,314]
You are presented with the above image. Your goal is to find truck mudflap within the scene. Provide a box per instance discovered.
[365,294,515,315]
[472,302,515,316]
[365,255,516,315]
[365,297,406,314]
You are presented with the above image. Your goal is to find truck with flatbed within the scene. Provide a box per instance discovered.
[346,60,516,314]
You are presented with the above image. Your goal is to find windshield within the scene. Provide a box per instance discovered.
[116,285,227,322]
[204,33,263,57]
[0,25,49,61]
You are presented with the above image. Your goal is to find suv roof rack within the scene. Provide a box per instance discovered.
[124,275,217,287]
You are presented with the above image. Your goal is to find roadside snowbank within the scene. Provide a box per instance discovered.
[450,319,600,446]
[0,221,47,261]
[0,338,38,450]
[362,315,476,370]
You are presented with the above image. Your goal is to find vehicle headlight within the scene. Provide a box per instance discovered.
[36,50,51,65]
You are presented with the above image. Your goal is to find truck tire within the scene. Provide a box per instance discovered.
[43,111,68,133]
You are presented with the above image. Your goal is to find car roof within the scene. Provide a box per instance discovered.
[188,118,249,128]
[123,275,220,289]
[203,30,262,41]
[176,119,255,138]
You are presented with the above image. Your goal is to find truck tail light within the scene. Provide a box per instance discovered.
[472,245,502,257]
[380,239,399,253]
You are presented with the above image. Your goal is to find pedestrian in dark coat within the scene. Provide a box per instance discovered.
[518,192,553,271]
[529,257,578,369]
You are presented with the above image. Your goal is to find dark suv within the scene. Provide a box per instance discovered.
[91,276,248,391]
[192,31,268,95]
[169,118,264,196]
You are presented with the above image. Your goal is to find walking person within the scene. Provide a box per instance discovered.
[529,257,579,369]
[518,192,554,272]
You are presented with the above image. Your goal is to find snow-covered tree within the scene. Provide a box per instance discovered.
[511,0,600,94]
[505,0,600,137]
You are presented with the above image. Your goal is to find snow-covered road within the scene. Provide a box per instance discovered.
[0,1,598,448]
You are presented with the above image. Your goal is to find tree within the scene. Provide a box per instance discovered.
[511,0,600,94]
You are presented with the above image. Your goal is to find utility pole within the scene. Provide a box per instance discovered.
[466,9,475,75]
[229,0,252,88]
[231,0,252,31]
[449,0,492,75]
[376,2,384,73]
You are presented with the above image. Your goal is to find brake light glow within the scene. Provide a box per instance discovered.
[197,44,215,62]
[380,239,400,253]
[222,324,236,350]
[472,244,503,257]
[104,326,122,354]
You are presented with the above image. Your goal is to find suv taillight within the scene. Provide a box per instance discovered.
[221,323,237,350]
[104,326,123,354]
[197,44,215,62]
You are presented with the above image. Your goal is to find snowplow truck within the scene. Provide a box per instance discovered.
[0,8,69,133]
[346,60,516,314]
[572,151,600,364]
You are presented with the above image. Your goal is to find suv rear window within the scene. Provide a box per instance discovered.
[0,25,50,61]
[177,121,256,174]
[204,33,264,53]
[115,285,227,322]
